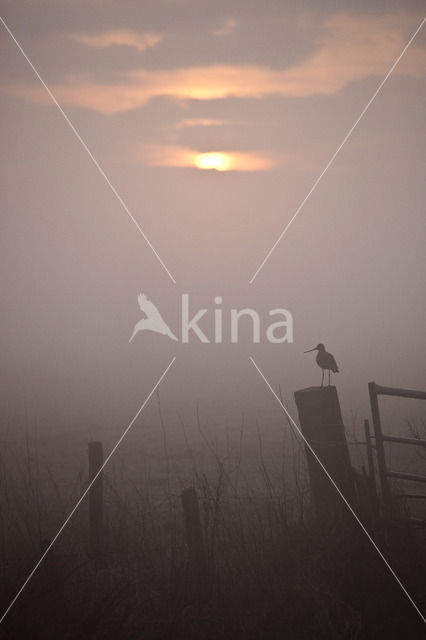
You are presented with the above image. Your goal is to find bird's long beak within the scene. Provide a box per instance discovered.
[304,347,317,353]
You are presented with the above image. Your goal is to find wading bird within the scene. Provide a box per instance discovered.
[304,343,339,386]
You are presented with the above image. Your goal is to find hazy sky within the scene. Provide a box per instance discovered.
[0,1,425,445]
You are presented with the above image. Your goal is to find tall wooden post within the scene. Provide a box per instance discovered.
[294,386,356,524]
[88,441,104,555]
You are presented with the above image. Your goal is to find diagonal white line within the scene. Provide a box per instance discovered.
[249,18,425,284]
[250,356,426,625]
[0,356,176,625]
[0,16,176,284]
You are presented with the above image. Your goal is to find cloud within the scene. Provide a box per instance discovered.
[213,18,237,37]
[171,119,234,130]
[136,144,281,171]
[3,15,425,114]
[68,29,163,52]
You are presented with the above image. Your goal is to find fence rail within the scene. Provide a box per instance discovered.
[387,471,426,484]
[373,384,426,401]
[382,434,426,447]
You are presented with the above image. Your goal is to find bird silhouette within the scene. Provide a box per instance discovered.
[129,294,178,342]
[304,343,339,386]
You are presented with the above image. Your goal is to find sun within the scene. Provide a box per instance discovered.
[194,152,231,171]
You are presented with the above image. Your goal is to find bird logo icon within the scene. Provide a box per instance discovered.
[129,294,178,342]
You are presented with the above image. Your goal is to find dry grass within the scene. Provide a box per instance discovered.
[0,423,425,639]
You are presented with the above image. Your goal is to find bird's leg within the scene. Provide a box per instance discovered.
[328,370,331,386]
[321,370,324,387]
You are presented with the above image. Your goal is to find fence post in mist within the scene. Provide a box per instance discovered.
[364,419,378,509]
[181,487,205,579]
[368,382,393,516]
[88,441,104,555]
[294,386,357,525]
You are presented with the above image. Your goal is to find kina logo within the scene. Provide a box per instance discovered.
[129,293,293,344]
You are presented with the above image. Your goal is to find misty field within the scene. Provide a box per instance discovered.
[0,407,425,640]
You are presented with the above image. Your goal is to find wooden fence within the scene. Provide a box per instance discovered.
[84,382,426,553]
[368,382,426,515]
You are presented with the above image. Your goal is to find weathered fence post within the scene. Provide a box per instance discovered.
[294,386,357,525]
[368,382,393,515]
[364,419,378,508]
[88,441,104,555]
[181,487,205,578]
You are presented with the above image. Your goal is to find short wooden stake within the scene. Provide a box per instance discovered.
[181,487,205,577]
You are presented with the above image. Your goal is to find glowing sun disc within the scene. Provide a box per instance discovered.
[194,152,231,171]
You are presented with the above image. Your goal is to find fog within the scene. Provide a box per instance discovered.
[1,1,425,451]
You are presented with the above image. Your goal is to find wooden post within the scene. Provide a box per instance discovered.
[181,487,205,576]
[368,382,392,515]
[294,386,357,525]
[88,441,104,555]
[364,419,378,506]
